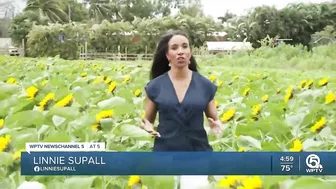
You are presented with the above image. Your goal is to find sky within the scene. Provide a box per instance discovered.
[201,0,332,18]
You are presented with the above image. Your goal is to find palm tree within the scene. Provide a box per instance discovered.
[88,0,121,23]
[24,0,68,23]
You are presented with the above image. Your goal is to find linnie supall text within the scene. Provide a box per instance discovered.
[34,156,106,165]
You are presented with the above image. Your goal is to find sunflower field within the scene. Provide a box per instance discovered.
[0,43,335,189]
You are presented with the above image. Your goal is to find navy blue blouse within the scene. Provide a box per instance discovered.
[144,71,217,151]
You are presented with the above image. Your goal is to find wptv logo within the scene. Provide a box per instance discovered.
[305,154,323,173]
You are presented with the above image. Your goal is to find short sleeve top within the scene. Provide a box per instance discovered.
[144,71,217,151]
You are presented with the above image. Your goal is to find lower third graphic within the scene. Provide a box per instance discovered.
[305,154,323,173]
[33,166,76,172]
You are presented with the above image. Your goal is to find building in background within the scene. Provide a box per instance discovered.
[204,31,253,54]
[206,41,253,54]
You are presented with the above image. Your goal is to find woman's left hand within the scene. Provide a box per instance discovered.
[208,118,223,136]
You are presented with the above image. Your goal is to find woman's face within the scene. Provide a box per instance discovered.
[166,35,192,69]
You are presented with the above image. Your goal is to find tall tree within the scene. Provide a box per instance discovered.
[88,0,121,23]
[59,0,90,22]
[151,0,187,17]
[311,25,336,46]
[280,2,336,49]
[179,1,204,18]
[218,11,236,23]
[223,2,336,49]
[8,10,49,54]
[24,0,68,23]
[0,18,10,37]
[0,0,16,37]
[119,0,156,22]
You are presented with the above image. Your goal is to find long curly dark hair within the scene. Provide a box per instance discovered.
[149,30,199,80]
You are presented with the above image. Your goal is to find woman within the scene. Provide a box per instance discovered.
[141,30,223,189]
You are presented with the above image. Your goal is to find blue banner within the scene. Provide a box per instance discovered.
[20,152,334,175]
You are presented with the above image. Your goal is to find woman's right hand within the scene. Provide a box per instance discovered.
[141,119,161,137]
